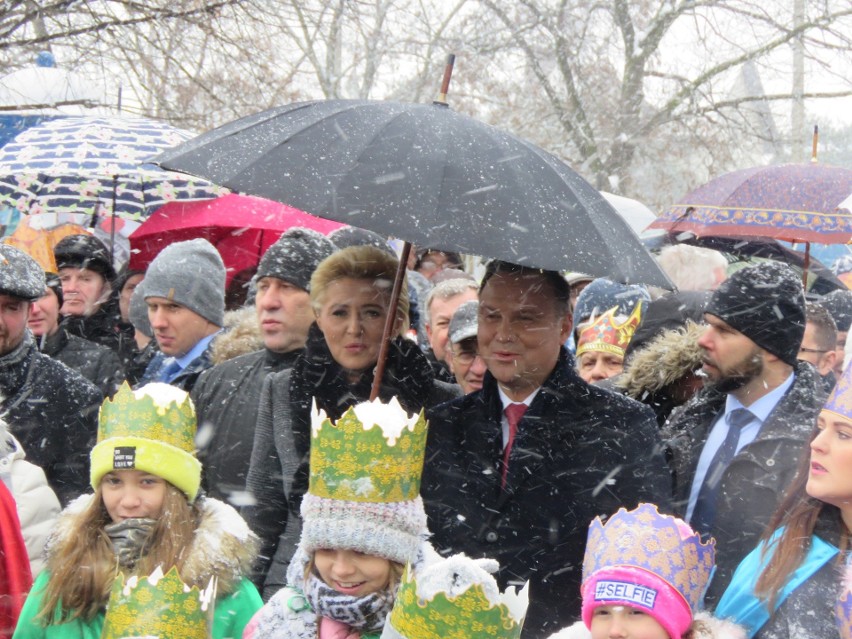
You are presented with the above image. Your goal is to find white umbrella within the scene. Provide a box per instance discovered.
[601,191,657,235]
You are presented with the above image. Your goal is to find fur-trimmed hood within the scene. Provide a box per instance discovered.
[48,494,259,594]
[546,612,747,639]
[210,307,263,365]
[617,320,705,398]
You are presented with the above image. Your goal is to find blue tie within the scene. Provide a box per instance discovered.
[157,358,182,383]
[691,408,754,535]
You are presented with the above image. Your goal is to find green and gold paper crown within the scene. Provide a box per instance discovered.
[383,558,529,639]
[309,396,427,503]
[91,383,202,501]
[98,382,196,452]
[100,566,216,639]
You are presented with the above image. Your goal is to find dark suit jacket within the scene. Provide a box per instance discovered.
[421,349,672,639]
[663,360,825,604]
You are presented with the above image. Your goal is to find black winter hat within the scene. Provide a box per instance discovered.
[256,227,336,292]
[327,226,394,256]
[818,289,852,333]
[53,234,116,281]
[0,244,46,300]
[45,272,64,308]
[705,261,805,366]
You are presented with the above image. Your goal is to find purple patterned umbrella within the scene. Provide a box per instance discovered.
[649,163,852,244]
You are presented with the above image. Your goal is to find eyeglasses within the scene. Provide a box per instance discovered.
[453,350,481,365]
[799,347,828,354]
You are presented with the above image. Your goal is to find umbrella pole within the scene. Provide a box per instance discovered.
[370,241,412,401]
[803,241,810,289]
[109,174,118,264]
[372,54,454,399]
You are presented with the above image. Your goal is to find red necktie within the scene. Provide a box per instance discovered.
[502,403,527,488]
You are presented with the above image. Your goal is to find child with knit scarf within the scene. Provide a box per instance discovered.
[244,397,436,639]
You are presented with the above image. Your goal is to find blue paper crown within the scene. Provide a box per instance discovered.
[824,364,852,421]
[582,503,715,612]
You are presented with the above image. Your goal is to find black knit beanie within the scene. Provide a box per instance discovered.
[818,289,852,333]
[705,261,805,366]
[256,227,336,292]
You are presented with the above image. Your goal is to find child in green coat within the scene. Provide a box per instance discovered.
[13,383,262,639]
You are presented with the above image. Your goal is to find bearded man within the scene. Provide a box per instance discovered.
[663,261,825,604]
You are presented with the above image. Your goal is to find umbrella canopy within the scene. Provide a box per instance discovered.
[156,99,671,289]
[0,116,225,222]
[2,215,87,272]
[129,193,346,287]
[601,191,657,235]
[649,163,852,244]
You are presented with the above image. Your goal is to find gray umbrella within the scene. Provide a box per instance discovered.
[156,99,672,289]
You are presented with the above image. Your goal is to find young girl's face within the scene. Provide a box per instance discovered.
[314,549,392,597]
[101,470,168,523]
[590,605,670,639]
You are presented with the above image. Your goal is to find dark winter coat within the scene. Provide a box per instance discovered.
[192,347,300,502]
[0,333,102,506]
[717,508,845,639]
[663,361,825,604]
[244,324,460,599]
[36,327,125,398]
[421,349,673,639]
[60,304,123,354]
[755,514,844,639]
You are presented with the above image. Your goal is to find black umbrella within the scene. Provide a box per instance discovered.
[156,99,671,289]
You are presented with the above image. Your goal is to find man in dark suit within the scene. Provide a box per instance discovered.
[421,261,671,639]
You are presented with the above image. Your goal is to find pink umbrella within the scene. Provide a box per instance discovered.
[129,193,346,288]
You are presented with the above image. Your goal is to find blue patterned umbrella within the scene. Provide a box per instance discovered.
[0,116,225,222]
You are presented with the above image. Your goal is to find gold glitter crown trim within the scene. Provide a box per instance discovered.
[100,566,216,639]
[309,397,427,503]
[576,303,642,359]
[582,503,715,612]
[98,382,196,453]
[387,562,528,639]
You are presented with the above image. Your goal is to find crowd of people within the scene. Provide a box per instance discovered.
[0,228,851,638]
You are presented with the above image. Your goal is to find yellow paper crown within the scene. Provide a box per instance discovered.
[309,397,427,503]
[100,566,216,639]
[385,559,529,639]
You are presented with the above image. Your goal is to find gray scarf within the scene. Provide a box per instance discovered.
[105,517,157,567]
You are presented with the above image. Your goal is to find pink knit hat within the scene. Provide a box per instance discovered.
[580,504,715,639]
[582,566,692,639]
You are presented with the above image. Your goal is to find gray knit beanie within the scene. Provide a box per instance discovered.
[128,282,153,338]
[256,227,336,292]
[143,239,225,327]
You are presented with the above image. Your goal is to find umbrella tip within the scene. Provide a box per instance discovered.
[433,53,456,107]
